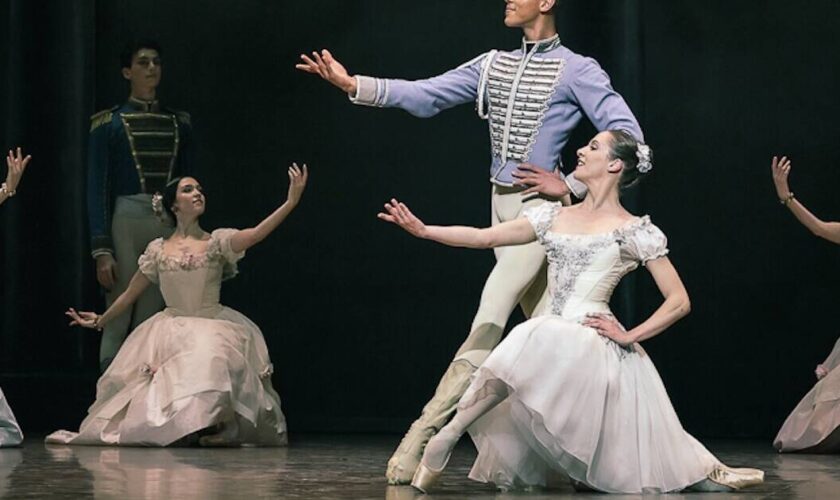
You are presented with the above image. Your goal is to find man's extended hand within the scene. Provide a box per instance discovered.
[513,163,570,198]
[296,49,357,95]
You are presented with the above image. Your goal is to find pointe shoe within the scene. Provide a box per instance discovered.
[410,459,447,494]
[410,434,455,493]
[386,421,434,484]
[706,465,764,490]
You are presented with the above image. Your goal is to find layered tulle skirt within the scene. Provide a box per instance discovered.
[460,315,744,493]
[47,307,287,446]
[775,366,840,452]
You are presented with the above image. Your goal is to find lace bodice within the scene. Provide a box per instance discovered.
[525,202,669,319]
[137,228,244,317]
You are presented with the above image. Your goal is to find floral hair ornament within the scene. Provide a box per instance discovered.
[151,192,164,219]
[636,143,653,174]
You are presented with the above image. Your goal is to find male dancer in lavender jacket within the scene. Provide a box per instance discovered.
[298,0,643,484]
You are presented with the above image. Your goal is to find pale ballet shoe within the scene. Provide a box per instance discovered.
[385,421,433,485]
[410,458,449,494]
[705,465,764,490]
[410,431,457,493]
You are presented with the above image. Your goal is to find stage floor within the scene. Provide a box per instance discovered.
[0,435,837,499]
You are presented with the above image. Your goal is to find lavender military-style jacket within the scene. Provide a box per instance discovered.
[350,35,643,197]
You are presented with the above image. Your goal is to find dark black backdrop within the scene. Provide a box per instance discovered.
[2,0,839,439]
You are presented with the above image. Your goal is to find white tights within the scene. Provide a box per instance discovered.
[421,380,509,470]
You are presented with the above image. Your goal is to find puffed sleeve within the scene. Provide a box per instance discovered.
[137,238,163,284]
[522,202,560,243]
[623,217,669,265]
[210,228,245,280]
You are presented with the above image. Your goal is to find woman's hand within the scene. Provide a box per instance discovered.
[816,364,829,380]
[296,49,357,94]
[583,313,634,346]
[771,156,792,201]
[66,308,101,330]
[378,199,427,238]
[287,163,308,206]
[5,147,32,193]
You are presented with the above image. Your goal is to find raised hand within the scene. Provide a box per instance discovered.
[377,199,427,238]
[5,147,32,193]
[66,307,101,330]
[287,162,309,206]
[771,156,792,201]
[295,49,357,94]
[513,164,570,197]
[583,313,634,346]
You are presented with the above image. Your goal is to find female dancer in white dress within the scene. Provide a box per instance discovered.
[1,147,31,447]
[771,156,840,452]
[49,164,308,447]
[379,131,763,493]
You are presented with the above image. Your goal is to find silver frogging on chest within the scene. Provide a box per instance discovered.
[477,48,566,165]
[545,237,615,316]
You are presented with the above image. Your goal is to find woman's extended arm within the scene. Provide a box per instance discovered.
[772,156,840,245]
[377,199,537,248]
[229,163,308,254]
[66,271,152,330]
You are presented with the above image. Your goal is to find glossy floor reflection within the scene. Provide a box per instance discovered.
[0,436,838,499]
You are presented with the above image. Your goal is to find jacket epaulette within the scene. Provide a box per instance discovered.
[89,106,119,132]
[175,110,191,126]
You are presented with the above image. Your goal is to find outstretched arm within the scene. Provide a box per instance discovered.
[584,256,690,346]
[228,163,308,254]
[772,156,840,244]
[377,199,536,248]
[66,271,152,330]
[1,147,32,206]
[297,49,484,118]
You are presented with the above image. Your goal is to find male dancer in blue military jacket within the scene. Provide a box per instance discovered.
[88,40,194,372]
[298,0,643,483]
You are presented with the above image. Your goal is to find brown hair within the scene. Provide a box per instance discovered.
[607,130,652,189]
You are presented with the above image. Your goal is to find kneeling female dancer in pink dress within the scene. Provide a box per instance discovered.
[49,164,307,447]
[770,155,840,452]
[1,147,32,447]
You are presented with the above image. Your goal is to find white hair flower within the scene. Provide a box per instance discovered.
[636,144,653,173]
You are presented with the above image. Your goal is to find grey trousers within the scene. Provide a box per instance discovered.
[386,185,551,483]
[99,194,171,372]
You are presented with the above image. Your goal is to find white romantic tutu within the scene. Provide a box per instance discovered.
[461,315,721,493]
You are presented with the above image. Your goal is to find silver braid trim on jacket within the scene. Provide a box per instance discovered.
[486,52,567,165]
[349,75,390,107]
[476,50,498,120]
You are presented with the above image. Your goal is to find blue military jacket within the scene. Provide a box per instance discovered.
[87,97,195,256]
[350,35,642,197]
